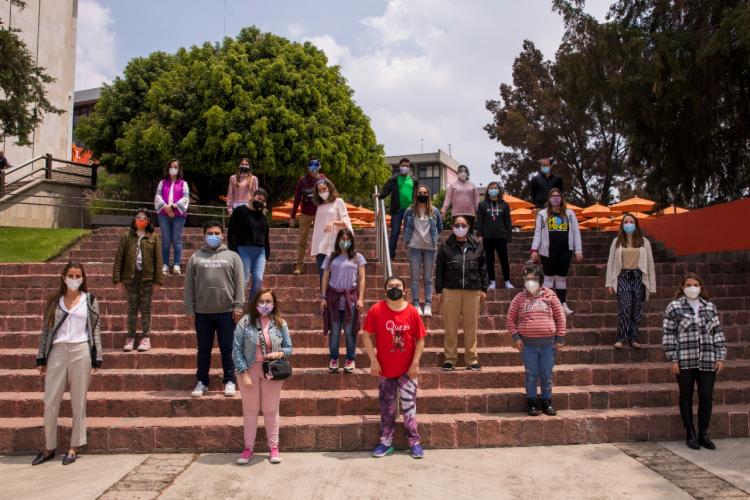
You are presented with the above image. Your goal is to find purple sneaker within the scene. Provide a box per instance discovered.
[410,444,424,459]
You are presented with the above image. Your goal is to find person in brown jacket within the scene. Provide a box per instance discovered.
[113,208,163,352]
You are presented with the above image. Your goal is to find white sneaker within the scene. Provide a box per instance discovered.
[504,281,515,289]
[563,303,574,315]
[191,382,208,398]
[173,264,181,275]
[162,264,169,275]
[423,305,432,317]
[224,381,236,397]
[414,304,423,316]
[487,281,497,290]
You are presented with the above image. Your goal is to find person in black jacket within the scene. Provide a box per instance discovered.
[476,181,514,290]
[435,215,488,371]
[377,158,418,259]
[228,188,271,303]
[529,158,563,209]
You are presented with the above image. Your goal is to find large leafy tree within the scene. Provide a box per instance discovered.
[77,27,388,205]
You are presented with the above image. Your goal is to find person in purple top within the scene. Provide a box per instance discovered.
[154,159,190,275]
[320,228,366,374]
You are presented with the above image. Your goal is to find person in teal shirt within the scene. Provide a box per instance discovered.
[377,158,418,259]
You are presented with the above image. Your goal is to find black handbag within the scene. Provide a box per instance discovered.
[258,326,292,380]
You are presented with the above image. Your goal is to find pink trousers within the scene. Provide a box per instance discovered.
[238,361,283,449]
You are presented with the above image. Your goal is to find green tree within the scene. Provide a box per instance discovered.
[77,27,389,205]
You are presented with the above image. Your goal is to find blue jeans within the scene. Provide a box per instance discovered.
[388,209,406,259]
[408,247,436,306]
[329,309,356,361]
[237,245,266,303]
[158,214,186,266]
[194,312,236,386]
[521,341,556,400]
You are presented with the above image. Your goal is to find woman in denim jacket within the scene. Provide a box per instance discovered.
[232,288,293,465]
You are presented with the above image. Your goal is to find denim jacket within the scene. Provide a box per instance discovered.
[232,315,293,374]
[403,206,443,248]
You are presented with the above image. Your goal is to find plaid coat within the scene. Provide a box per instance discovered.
[662,297,726,371]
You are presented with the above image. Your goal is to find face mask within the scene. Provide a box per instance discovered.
[399,166,409,175]
[549,196,562,207]
[169,167,179,177]
[458,172,468,181]
[319,191,330,201]
[256,303,274,316]
[386,287,403,301]
[488,189,499,198]
[541,166,551,175]
[339,239,352,250]
[252,200,264,211]
[239,166,250,173]
[453,226,469,238]
[623,222,636,234]
[524,279,540,294]
[684,286,701,300]
[65,277,83,291]
[205,234,222,248]
[308,160,321,173]
[135,219,149,229]
[416,194,429,203]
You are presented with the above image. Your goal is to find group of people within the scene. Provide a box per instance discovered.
[30,157,728,467]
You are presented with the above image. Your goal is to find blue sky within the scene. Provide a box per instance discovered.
[76,0,610,188]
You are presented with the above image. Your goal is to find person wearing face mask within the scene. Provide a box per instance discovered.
[605,213,656,349]
[232,288,292,465]
[530,188,583,315]
[435,215,488,371]
[290,158,327,275]
[376,158,418,260]
[507,262,566,417]
[320,229,367,373]
[529,157,564,209]
[362,276,426,459]
[402,185,443,316]
[228,188,271,303]
[663,273,726,451]
[185,221,245,398]
[311,179,353,281]
[226,158,259,216]
[442,165,480,233]
[476,182,514,290]
[154,159,190,275]
[33,262,103,466]
[113,209,163,352]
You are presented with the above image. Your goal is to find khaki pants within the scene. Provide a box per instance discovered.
[43,342,91,450]
[441,289,481,366]
[295,213,315,266]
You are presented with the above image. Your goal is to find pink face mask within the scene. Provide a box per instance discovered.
[549,196,562,207]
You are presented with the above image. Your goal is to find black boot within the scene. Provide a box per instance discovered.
[699,432,716,450]
[541,399,557,416]
[527,398,539,417]
[686,426,700,450]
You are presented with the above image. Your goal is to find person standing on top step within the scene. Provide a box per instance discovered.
[435,215,488,372]
[403,184,443,317]
[476,181,514,290]
[232,288,292,465]
[605,213,656,349]
[154,159,190,275]
[442,165,479,233]
[185,221,245,399]
[363,276,426,459]
[663,273,726,451]
[507,261,566,417]
[113,208,163,352]
[530,188,583,315]
[320,228,366,374]
[0,150,10,171]
[33,262,103,466]
[529,157,563,209]
[290,158,326,275]
[228,188,270,303]
[226,158,259,216]
[311,178,353,281]
[377,158,418,260]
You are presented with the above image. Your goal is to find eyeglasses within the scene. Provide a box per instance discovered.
[453,224,468,229]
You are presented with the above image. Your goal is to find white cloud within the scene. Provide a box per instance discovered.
[75,0,117,90]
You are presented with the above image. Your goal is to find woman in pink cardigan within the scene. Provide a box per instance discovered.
[226,158,259,215]
[441,165,480,233]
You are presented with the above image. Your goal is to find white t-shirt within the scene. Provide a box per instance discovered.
[53,293,89,344]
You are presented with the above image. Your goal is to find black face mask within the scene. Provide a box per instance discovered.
[416,194,429,203]
[252,200,264,211]
[239,166,250,173]
[386,287,403,301]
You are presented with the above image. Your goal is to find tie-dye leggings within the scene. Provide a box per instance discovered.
[379,375,421,447]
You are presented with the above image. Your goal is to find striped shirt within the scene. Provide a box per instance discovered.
[507,288,566,344]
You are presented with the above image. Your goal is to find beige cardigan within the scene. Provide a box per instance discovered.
[605,238,656,295]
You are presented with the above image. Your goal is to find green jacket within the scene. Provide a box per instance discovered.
[113,229,163,285]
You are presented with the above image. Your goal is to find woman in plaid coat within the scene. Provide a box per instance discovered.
[662,273,726,451]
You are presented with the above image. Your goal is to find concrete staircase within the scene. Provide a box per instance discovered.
[0,228,748,453]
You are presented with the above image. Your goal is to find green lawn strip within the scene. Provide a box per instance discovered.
[0,227,90,263]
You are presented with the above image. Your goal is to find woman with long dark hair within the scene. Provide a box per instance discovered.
[226,158,259,215]
[310,179,353,280]
[154,159,190,275]
[476,181,513,290]
[33,262,103,466]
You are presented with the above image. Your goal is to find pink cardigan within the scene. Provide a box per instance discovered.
[226,174,258,210]
[442,180,479,217]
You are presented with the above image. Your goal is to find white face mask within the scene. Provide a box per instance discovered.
[684,286,701,300]
[458,172,468,181]
[453,226,468,238]
[65,277,83,291]
[169,167,179,177]
[524,279,540,294]
[319,191,330,200]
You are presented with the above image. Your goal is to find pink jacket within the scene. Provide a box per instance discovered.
[443,180,479,217]
[226,174,258,210]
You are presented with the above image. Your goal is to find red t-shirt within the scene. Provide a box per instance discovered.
[363,300,426,378]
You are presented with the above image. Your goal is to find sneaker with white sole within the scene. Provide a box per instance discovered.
[122,337,135,352]
[504,281,515,289]
[137,337,151,351]
[172,264,181,275]
[162,264,169,275]
[269,446,282,464]
[236,448,253,465]
[344,359,355,373]
[423,305,432,317]
[563,303,574,315]
[191,381,208,398]
[488,281,497,290]
[414,304,423,316]
[328,358,339,373]
[224,381,236,397]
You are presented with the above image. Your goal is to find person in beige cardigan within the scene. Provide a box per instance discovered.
[605,214,656,349]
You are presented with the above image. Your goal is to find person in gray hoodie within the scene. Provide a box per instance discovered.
[184,220,245,398]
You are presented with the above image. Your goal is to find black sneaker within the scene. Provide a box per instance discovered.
[466,364,482,371]
[442,362,455,371]
[527,398,540,417]
[541,398,557,416]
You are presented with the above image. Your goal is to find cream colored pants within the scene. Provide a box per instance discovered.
[441,289,481,366]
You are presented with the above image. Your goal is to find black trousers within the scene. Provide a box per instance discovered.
[676,368,716,433]
[195,312,237,386]
[484,238,510,282]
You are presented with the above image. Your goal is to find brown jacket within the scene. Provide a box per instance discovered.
[113,229,163,285]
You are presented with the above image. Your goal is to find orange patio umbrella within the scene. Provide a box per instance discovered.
[610,196,656,213]
[582,203,611,218]
[521,223,536,231]
[503,194,533,210]
[566,202,583,214]
[657,205,689,216]
[581,217,611,230]
[604,225,620,232]
[612,212,651,222]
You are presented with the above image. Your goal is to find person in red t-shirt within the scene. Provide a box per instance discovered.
[363,276,426,459]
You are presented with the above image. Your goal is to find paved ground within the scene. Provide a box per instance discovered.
[1,440,748,500]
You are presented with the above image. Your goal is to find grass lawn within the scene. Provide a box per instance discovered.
[0,227,90,262]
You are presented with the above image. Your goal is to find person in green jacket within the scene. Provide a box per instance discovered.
[113,208,163,352]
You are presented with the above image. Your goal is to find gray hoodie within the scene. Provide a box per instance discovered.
[184,244,245,315]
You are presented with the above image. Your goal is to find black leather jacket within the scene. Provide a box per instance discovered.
[435,233,488,293]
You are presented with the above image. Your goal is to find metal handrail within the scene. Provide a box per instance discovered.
[2,155,45,176]
[373,185,393,278]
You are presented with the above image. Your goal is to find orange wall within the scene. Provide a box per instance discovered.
[641,198,750,256]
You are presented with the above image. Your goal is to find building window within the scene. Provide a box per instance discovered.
[417,165,441,196]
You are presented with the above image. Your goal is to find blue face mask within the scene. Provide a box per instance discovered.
[205,234,222,248]
[308,160,321,173]
[623,223,636,234]
[488,188,499,198]
[339,239,352,250]
[541,166,551,175]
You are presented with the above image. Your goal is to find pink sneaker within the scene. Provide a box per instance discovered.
[137,338,151,352]
[123,338,135,352]
[343,359,355,373]
[269,446,281,464]
[236,448,253,465]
